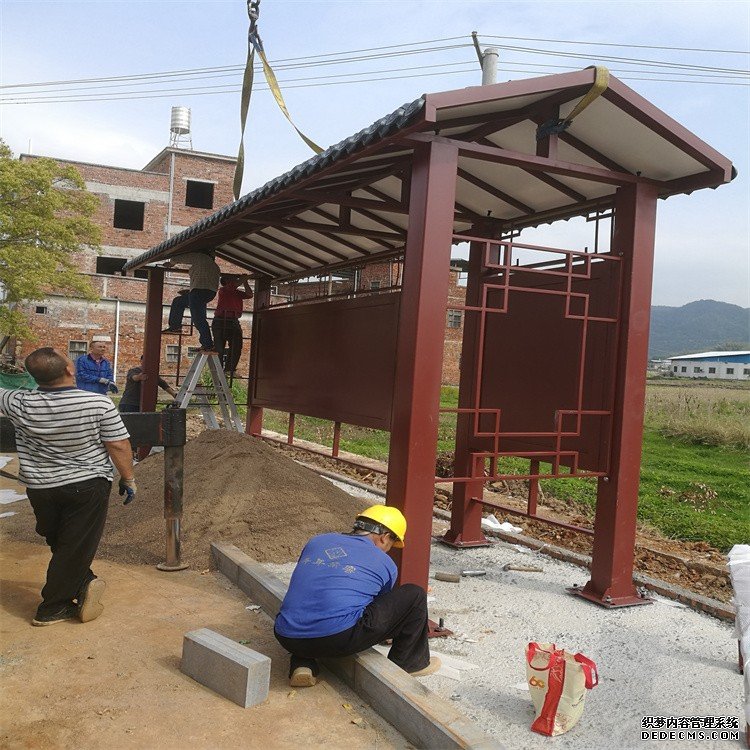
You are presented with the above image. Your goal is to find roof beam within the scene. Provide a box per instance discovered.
[457,167,534,215]
[242,217,404,242]
[229,237,313,271]
[409,133,658,187]
[254,229,344,266]
[287,190,406,214]
[222,242,293,277]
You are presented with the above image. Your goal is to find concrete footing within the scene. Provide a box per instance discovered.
[211,542,502,750]
[181,627,271,708]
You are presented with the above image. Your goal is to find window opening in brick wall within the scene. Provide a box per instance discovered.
[673,366,678,372]
[726,368,735,375]
[447,309,463,328]
[744,369,750,376]
[681,367,687,373]
[96,256,127,275]
[709,367,716,374]
[187,346,200,359]
[68,340,88,358]
[113,199,145,230]
[35,306,48,314]
[369,280,381,290]
[185,180,214,209]
[693,366,702,373]
[165,345,179,363]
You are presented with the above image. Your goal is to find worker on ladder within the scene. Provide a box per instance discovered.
[162,251,221,353]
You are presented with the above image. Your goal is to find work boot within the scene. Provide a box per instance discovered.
[77,578,106,623]
[409,656,441,677]
[31,605,78,627]
[289,667,317,688]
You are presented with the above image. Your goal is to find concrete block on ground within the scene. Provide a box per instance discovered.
[181,627,270,708]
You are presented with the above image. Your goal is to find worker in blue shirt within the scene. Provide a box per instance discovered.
[75,341,118,395]
[274,505,439,687]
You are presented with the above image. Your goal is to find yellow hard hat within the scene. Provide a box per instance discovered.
[355,505,407,548]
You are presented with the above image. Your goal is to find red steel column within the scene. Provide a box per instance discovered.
[246,276,271,436]
[386,139,458,586]
[443,241,489,547]
[140,267,164,413]
[579,182,658,607]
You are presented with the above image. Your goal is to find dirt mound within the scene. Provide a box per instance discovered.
[100,430,369,567]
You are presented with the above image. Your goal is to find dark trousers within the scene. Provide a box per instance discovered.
[274,583,430,676]
[210,317,243,373]
[26,477,111,617]
[168,288,216,349]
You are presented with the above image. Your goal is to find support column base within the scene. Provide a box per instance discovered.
[440,532,492,549]
[428,618,452,638]
[568,584,652,608]
[156,562,189,572]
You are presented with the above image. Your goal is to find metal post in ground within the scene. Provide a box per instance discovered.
[386,139,459,586]
[157,407,188,571]
[246,276,271,436]
[575,182,659,607]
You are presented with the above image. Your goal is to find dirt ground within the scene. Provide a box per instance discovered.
[2,431,369,571]
[0,538,406,750]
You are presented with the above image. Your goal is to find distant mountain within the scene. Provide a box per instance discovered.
[649,300,750,359]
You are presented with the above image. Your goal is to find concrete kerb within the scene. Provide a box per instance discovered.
[211,541,502,750]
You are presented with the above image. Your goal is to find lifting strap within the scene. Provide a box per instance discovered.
[233,0,323,199]
[536,65,609,141]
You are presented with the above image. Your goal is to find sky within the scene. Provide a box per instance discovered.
[1,0,748,308]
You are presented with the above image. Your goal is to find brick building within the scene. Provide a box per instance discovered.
[16,146,245,391]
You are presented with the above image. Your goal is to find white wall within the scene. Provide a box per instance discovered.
[670,360,750,380]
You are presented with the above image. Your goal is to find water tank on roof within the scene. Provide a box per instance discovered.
[169,107,193,148]
[170,106,191,135]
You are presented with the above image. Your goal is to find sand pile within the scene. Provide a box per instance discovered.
[100,430,369,567]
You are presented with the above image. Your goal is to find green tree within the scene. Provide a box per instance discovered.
[0,139,101,340]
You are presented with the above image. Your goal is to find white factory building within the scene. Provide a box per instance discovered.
[668,351,750,381]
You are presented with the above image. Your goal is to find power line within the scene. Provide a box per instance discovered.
[0,37,470,89]
[3,34,747,94]
[4,64,746,106]
[481,33,750,55]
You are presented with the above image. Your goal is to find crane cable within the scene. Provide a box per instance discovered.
[233,0,323,199]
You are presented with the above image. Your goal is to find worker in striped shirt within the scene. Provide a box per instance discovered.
[0,347,137,627]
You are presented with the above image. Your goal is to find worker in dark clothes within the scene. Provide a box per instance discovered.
[211,274,253,375]
[274,505,439,687]
[0,347,136,626]
[162,251,221,352]
[118,356,177,413]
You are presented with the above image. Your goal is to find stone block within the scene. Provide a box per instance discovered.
[181,628,270,708]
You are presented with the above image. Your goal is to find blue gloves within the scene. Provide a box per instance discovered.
[118,477,137,505]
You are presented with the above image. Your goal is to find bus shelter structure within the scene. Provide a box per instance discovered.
[124,68,733,608]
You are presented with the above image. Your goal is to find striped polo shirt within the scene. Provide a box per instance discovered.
[0,386,130,488]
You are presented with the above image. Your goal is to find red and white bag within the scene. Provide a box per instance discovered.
[526,642,598,736]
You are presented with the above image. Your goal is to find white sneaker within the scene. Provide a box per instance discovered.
[78,578,106,623]
[289,667,317,687]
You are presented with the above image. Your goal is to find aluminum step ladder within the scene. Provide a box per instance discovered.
[174,352,243,432]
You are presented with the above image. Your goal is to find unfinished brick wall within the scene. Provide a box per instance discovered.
[17,147,247,390]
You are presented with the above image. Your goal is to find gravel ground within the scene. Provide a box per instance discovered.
[266,517,743,750]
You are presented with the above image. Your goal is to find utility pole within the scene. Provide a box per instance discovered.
[481,47,499,85]
[471,32,498,85]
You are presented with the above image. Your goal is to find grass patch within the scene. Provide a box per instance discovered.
[645,382,750,450]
